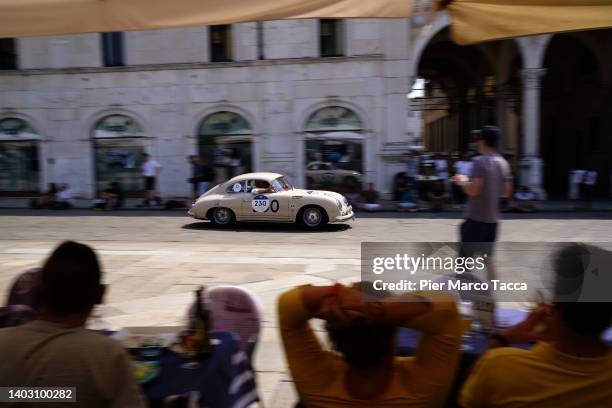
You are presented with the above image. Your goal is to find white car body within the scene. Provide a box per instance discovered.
[188,172,354,228]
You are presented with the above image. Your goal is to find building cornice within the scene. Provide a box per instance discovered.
[0,54,387,76]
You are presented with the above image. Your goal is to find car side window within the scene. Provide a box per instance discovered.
[246,180,273,193]
[321,163,332,170]
[308,163,319,171]
[226,181,245,193]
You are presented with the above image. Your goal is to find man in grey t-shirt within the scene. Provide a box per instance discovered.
[452,126,513,280]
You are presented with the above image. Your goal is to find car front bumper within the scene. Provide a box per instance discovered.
[334,207,355,222]
[187,207,206,220]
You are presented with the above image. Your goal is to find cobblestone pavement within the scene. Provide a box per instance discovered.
[1,210,611,406]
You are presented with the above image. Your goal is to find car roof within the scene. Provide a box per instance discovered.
[227,172,284,183]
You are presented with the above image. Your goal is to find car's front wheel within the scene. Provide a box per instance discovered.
[298,206,328,230]
[210,207,235,227]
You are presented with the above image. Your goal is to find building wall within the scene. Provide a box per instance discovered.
[19,34,101,69]
[0,19,412,198]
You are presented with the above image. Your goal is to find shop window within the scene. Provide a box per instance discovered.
[93,115,145,193]
[198,111,252,183]
[0,118,40,194]
[304,106,363,193]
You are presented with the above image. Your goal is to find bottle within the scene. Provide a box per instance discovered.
[193,286,211,355]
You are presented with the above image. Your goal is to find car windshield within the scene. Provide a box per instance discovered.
[271,177,293,191]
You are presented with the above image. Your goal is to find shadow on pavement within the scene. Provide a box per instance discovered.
[182,221,352,233]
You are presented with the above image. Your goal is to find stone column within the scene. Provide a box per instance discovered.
[519,68,547,199]
[49,40,69,68]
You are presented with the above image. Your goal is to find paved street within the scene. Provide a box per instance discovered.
[1,210,611,405]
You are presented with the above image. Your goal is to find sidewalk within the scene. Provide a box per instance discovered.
[1,197,611,212]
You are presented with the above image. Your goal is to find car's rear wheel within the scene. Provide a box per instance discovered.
[298,206,328,230]
[210,207,235,227]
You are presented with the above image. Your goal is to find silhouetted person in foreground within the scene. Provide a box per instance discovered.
[0,241,145,407]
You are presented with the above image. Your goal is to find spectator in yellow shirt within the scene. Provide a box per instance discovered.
[460,244,612,408]
[278,283,461,407]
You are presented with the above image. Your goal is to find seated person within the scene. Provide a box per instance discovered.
[31,183,58,209]
[278,283,461,407]
[460,243,612,408]
[105,182,124,210]
[508,185,535,212]
[427,180,450,212]
[54,184,75,209]
[360,182,382,212]
[0,241,145,408]
[397,179,420,212]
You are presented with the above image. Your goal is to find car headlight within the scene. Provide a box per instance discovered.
[335,199,342,211]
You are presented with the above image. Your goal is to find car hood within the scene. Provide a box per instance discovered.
[291,189,346,202]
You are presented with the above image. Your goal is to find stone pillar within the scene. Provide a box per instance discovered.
[49,40,69,68]
[519,68,547,199]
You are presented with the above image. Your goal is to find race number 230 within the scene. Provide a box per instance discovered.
[252,199,279,213]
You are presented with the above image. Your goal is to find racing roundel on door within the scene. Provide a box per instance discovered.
[251,195,279,213]
[252,195,270,212]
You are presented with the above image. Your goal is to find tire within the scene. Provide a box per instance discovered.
[298,206,328,230]
[210,207,235,227]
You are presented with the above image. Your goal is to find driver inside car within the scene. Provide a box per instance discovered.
[250,180,273,194]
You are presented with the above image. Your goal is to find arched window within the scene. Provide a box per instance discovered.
[0,117,40,194]
[304,106,364,192]
[198,111,252,182]
[92,114,146,193]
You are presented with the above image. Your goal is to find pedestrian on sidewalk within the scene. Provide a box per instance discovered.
[141,153,161,207]
[580,169,598,209]
[188,156,216,200]
[452,126,513,281]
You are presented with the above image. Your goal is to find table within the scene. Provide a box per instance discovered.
[139,331,259,408]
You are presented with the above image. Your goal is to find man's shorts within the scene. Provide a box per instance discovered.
[144,176,156,191]
[459,218,498,257]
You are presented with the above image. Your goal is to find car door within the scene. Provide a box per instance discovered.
[223,180,250,219]
[241,179,290,221]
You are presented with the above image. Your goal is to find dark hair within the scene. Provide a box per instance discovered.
[328,325,398,368]
[553,244,612,336]
[327,282,397,369]
[142,153,150,158]
[477,125,501,148]
[40,241,102,316]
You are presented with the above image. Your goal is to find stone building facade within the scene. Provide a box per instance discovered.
[0,20,419,198]
[1,11,610,199]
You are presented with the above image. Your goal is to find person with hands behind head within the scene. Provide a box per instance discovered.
[278,282,461,407]
[460,244,612,408]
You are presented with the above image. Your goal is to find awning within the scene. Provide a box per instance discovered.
[0,0,414,39]
[0,0,610,44]
[442,0,612,45]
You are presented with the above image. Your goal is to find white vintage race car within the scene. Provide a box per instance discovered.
[188,172,354,229]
